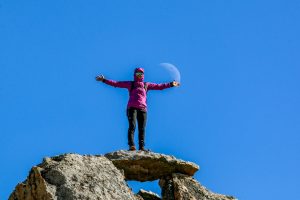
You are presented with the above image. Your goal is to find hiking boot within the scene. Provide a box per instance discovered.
[129,146,136,151]
[139,146,145,151]
[139,146,150,151]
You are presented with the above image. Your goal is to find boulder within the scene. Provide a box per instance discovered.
[137,189,161,200]
[105,150,199,181]
[9,154,138,200]
[159,173,237,200]
[9,152,236,200]
[9,167,53,200]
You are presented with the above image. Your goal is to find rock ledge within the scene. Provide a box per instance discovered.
[105,150,199,182]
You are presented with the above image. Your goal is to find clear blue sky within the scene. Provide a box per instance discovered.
[1,0,299,199]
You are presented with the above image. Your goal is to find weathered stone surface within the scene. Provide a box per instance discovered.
[9,154,138,200]
[9,152,236,200]
[9,167,53,200]
[137,189,161,200]
[135,194,145,200]
[105,150,199,182]
[159,175,175,200]
[159,173,237,200]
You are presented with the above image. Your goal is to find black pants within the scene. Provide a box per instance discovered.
[127,107,147,148]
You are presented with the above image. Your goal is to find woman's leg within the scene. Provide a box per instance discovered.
[127,108,137,148]
[137,109,147,150]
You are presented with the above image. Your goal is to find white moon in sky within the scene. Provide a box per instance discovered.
[159,63,181,82]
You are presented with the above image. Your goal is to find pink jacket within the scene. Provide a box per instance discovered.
[102,68,173,111]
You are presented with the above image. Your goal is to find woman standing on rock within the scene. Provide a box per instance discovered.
[96,67,180,151]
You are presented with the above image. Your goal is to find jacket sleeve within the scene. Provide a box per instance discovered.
[102,79,131,89]
[146,82,173,90]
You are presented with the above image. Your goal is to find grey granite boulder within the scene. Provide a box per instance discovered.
[9,151,236,200]
[105,150,199,182]
[9,154,138,200]
[137,189,161,200]
[159,173,237,200]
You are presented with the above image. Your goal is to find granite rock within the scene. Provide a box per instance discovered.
[137,189,161,200]
[9,154,138,200]
[159,173,237,200]
[9,152,236,200]
[105,150,199,182]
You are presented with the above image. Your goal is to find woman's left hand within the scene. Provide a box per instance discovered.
[172,81,180,87]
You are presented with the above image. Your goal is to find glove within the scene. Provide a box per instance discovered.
[172,81,180,87]
[95,75,105,82]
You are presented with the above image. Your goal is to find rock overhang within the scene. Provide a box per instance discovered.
[104,150,199,182]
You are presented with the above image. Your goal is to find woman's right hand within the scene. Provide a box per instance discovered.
[95,75,105,82]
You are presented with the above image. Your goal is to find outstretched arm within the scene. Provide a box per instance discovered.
[147,81,180,90]
[95,75,130,89]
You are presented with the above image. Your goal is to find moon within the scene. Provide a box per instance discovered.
[159,63,181,82]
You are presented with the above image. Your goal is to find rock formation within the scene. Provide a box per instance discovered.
[159,174,236,200]
[104,150,199,182]
[137,189,161,200]
[9,154,137,200]
[9,151,237,200]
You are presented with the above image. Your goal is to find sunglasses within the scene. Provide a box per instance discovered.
[135,72,144,76]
